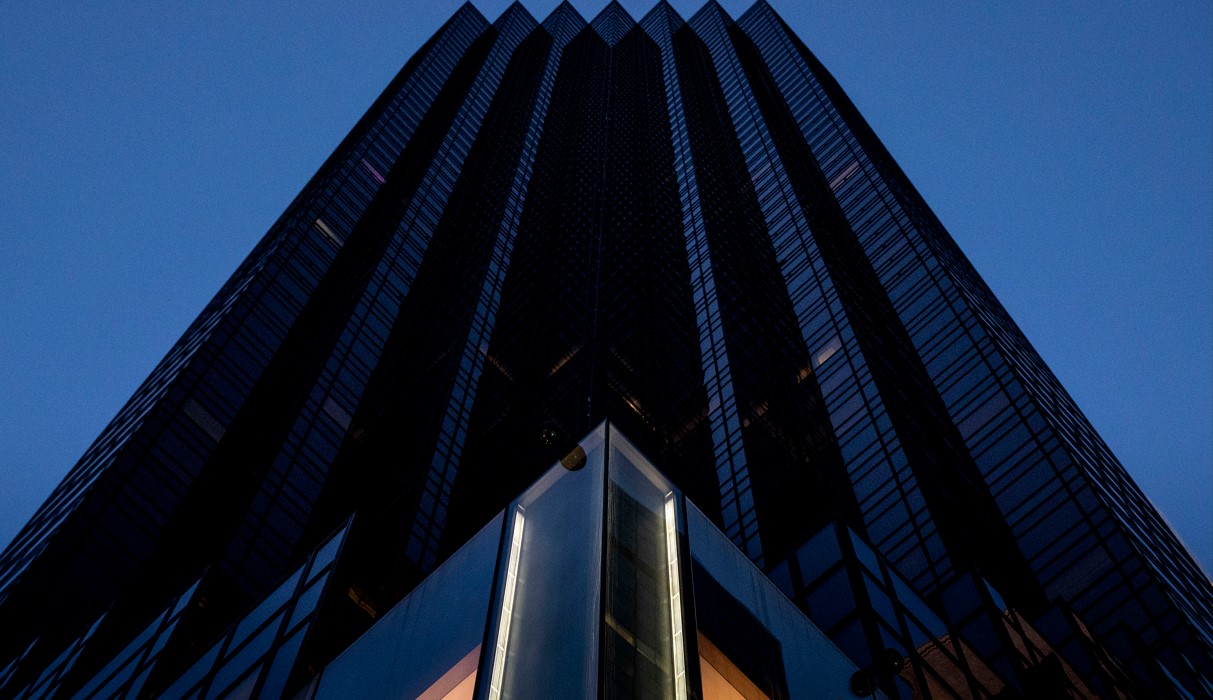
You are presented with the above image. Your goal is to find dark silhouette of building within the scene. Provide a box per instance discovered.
[1,2,1209,698]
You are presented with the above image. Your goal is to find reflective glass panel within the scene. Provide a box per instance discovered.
[687,503,860,698]
[313,512,503,698]
[487,424,606,700]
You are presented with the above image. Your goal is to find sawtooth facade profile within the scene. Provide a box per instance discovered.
[0,2,1210,698]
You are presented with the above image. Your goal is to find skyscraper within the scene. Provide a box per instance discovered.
[0,1,1209,697]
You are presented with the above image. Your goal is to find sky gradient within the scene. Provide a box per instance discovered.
[1,1,1210,572]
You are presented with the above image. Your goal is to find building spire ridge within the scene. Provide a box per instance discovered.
[590,0,638,46]
[0,3,1206,698]
[639,0,685,36]
[542,0,588,42]
[688,0,735,31]
[492,1,537,29]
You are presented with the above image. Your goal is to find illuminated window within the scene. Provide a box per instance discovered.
[828,160,860,191]
[547,345,580,376]
[361,158,387,185]
[415,646,478,700]
[814,336,842,367]
[314,218,343,247]
[698,633,770,700]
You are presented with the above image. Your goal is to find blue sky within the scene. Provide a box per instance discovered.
[0,1,1209,573]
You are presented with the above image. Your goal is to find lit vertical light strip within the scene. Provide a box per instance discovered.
[488,506,525,700]
[663,493,688,700]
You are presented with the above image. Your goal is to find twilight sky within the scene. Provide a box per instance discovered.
[0,1,1209,573]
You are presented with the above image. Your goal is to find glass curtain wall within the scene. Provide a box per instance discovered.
[299,422,859,699]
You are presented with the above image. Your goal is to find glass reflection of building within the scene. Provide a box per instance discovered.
[1,2,1210,698]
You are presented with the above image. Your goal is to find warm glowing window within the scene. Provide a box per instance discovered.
[314,218,343,247]
[415,645,479,700]
[698,633,770,700]
[814,336,842,367]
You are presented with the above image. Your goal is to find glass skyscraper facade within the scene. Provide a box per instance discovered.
[1,2,1209,698]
